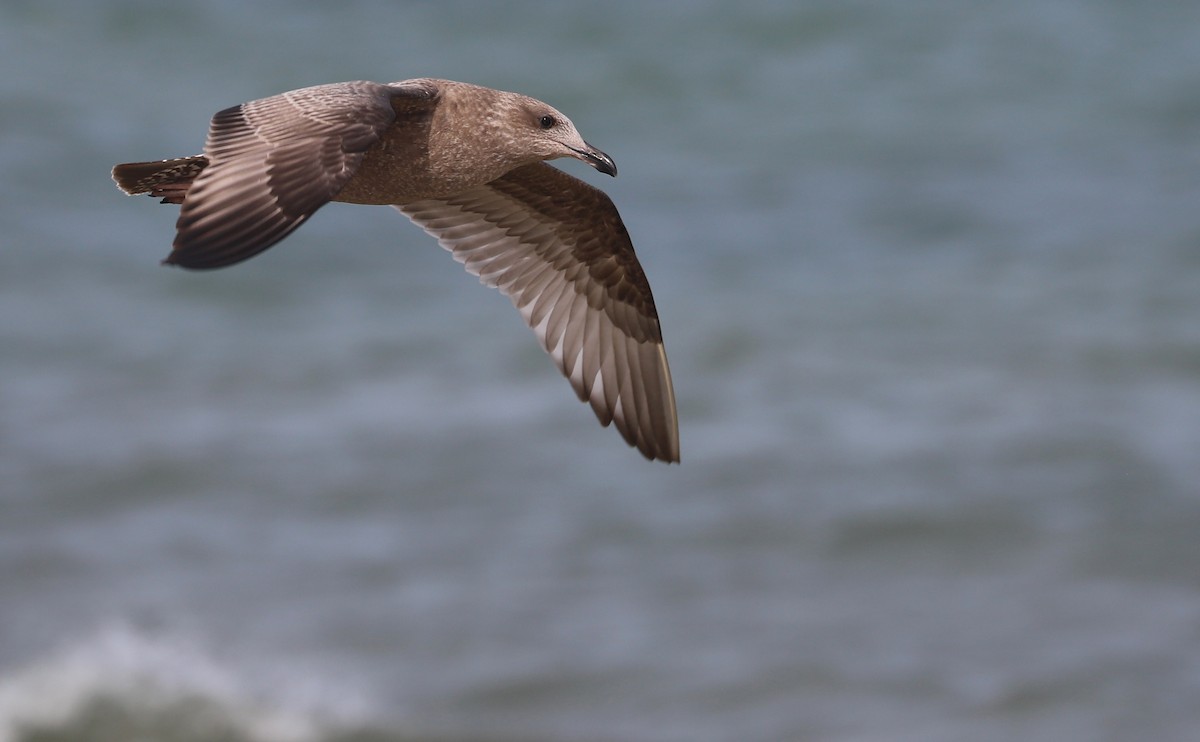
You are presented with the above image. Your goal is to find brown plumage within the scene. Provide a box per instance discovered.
[113,79,679,462]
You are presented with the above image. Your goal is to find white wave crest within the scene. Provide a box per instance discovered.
[0,621,372,742]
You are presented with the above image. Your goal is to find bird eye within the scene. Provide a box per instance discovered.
[538,114,556,129]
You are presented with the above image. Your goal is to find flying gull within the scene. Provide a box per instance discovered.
[112,78,680,462]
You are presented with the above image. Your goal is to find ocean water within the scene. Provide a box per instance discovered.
[3,1,1200,740]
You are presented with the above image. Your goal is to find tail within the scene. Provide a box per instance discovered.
[112,156,209,205]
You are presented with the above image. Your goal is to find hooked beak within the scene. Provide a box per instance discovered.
[570,143,617,177]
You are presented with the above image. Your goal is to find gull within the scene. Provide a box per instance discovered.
[113,78,679,462]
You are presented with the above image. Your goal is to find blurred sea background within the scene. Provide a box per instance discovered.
[3,1,1200,741]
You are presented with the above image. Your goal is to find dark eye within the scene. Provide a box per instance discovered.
[538,114,556,130]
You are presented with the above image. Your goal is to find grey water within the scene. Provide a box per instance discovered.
[3,2,1200,740]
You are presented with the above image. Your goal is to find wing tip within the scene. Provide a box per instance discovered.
[637,428,681,464]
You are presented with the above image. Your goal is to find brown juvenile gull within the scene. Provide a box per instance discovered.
[112,78,680,462]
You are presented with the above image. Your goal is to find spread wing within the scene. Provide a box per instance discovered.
[398,163,680,462]
[167,79,439,269]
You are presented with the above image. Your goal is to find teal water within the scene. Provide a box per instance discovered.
[3,2,1200,741]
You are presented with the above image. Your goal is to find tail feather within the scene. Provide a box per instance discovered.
[112,156,208,204]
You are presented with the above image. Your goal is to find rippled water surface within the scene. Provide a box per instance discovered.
[3,2,1200,741]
